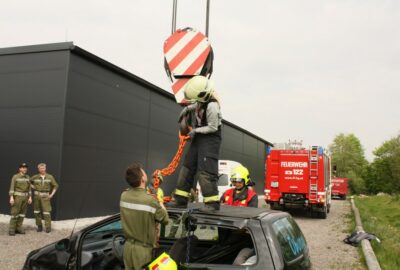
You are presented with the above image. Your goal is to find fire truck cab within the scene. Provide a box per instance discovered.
[265,146,332,219]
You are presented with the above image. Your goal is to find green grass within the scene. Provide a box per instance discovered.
[355,195,400,270]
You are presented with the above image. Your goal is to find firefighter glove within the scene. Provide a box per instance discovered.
[188,129,196,139]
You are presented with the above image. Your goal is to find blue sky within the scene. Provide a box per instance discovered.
[1,0,399,160]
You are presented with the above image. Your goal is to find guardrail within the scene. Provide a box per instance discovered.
[350,197,381,270]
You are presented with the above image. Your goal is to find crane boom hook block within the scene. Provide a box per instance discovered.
[163,0,214,104]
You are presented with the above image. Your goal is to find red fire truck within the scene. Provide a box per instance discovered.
[264,146,332,218]
[332,177,348,200]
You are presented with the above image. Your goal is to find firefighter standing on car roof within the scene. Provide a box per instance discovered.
[169,75,222,211]
[8,163,32,236]
[30,163,58,233]
[221,165,258,208]
[120,163,169,270]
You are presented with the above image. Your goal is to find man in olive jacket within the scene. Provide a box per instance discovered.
[8,163,32,235]
[120,163,169,270]
[30,163,58,233]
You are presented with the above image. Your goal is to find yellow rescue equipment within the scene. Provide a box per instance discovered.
[147,252,177,270]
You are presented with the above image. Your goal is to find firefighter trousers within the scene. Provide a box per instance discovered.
[123,240,153,270]
[33,195,52,229]
[176,132,221,203]
[9,195,28,232]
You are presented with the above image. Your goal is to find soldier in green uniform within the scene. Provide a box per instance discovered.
[8,163,32,236]
[30,163,58,233]
[120,163,169,270]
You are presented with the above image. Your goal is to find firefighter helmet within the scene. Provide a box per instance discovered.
[230,165,250,186]
[184,75,215,103]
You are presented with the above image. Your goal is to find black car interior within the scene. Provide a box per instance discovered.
[78,213,256,269]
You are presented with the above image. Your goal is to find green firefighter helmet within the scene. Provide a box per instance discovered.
[230,165,251,186]
[184,75,215,103]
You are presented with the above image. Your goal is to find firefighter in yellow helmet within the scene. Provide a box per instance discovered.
[221,165,258,208]
[169,76,222,211]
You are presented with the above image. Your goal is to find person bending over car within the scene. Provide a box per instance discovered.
[120,163,169,270]
[221,165,258,208]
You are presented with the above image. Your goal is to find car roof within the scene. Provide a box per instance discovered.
[168,203,281,220]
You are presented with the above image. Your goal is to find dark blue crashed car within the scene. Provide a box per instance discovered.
[24,205,311,269]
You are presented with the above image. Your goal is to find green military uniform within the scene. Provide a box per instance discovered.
[9,173,31,234]
[30,173,58,230]
[120,187,169,270]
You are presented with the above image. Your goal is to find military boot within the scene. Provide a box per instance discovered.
[200,202,220,212]
[16,228,25,234]
[45,227,51,233]
[166,195,188,208]
[9,230,15,236]
[37,225,43,232]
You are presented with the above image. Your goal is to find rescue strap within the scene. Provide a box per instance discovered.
[126,238,153,248]
[203,195,219,203]
[13,192,29,197]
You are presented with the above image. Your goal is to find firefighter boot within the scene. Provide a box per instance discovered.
[16,215,26,234]
[166,194,188,208]
[167,166,194,208]
[197,171,220,212]
[200,202,220,212]
[8,216,17,236]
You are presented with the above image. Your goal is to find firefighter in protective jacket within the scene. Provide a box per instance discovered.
[170,75,222,211]
[221,165,258,208]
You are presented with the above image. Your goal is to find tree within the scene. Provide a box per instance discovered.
[367,135,400,194]
[329,133,368,194]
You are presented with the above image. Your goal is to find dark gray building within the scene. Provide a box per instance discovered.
[0,42,272,219]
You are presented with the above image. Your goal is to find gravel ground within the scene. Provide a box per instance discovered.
[0,223,71,270]
[291,199,365,270]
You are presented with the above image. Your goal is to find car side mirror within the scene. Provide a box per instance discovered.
[55,238,70,251]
